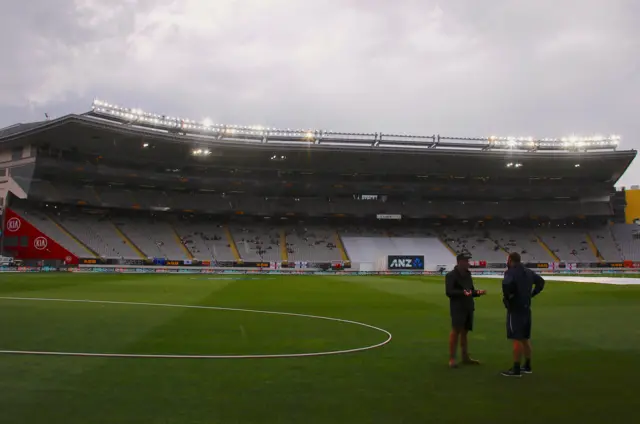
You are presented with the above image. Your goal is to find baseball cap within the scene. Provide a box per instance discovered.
[456,253,472,261]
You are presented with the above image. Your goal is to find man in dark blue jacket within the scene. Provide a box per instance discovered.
[445,253,486,368]
[500,252,545,377]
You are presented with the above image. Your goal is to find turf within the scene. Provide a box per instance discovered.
[1,273,639,424]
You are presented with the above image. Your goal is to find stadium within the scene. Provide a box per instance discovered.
[1,100,640,423]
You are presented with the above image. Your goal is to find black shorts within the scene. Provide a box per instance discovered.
[506,309,532,340]
[451,308,474,331]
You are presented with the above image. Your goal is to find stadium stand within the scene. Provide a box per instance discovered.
[173,221,236,262]
[5,199,635,265]
[96,186,137,208]
[440,228,506,262]
[588,226,623,261]
[9,205,91,258]
[56,213,140,259]
[536,228,598,263]
[0,100,636,270]
[342,234,454,270]
[115,217,189,260]
[490,228,551,263]
[285,226,342,262]
[611,224,640,260]
[230,224,281,262]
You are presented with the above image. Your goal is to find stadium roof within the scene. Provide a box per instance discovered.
[0,102,636,184]
[0,99,625,152]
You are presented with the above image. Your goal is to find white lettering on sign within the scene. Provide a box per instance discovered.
[33,236,48,250]
[390,259,412,268]
[377,214,401,220]
[6,217,21,232]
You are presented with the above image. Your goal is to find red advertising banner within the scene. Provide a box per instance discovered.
[3,208,78,264]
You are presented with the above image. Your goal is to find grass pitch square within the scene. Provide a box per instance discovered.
[1,274,639,424]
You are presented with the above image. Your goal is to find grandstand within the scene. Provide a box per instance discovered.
[1,99,639,270]
[612,224,640,261]
[173,220,236,262]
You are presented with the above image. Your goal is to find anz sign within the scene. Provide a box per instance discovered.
[387,255,425,270]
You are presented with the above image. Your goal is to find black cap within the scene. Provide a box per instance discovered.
[456,253,472,261]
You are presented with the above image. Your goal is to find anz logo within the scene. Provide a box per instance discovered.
[389,259,413,268]
[388,256,424,270]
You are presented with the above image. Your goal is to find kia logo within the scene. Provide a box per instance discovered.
[6,217,21,232]
[33,236,48,250]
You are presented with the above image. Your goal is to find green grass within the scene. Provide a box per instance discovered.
[1,273,639,424]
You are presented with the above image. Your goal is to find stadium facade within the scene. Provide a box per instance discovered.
[1,100,639,272]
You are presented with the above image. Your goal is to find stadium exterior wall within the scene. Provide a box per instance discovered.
[625,189,640,223]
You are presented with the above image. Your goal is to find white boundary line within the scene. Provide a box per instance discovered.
[0,296,393,359]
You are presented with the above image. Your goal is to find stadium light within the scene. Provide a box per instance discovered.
[89,99,622,152]
[192,149,211,156]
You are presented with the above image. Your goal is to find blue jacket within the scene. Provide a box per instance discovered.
[446,266,481,311]
[502,264,545,311]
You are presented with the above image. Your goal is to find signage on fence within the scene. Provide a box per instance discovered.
[387,255,425,270]
[526,262,550,269]
[2,208,79,264]
[376,214,402,220]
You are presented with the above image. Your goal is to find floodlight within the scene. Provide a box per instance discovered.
[89,99,622,153]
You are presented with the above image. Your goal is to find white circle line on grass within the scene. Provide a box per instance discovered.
[0,296,393,359]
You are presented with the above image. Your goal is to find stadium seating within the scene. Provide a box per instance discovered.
[441,228,506,262]
[25,182,616,220]
[6,198,631,265]
[9,206,90,257]
[341,234,454,270]
[285,226,342,262]
[170,192,232,213]
[173,222,236,262]
[56,213,140,259]
[611,224,640,260]
[114,217,189,260]
[96,187,137,208]
[536,228,598,263]
[230,224,281,262]
[28,181,61,203]
[133,190,172,209]
[588,227,622,261]
[490,229,551,263]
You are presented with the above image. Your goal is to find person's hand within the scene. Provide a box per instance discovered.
[463,290,473,296]
[476,289,487,296]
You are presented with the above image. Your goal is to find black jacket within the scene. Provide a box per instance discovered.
[502,264,545,311]
[445,266,480,311]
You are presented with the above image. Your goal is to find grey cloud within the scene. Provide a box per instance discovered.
[0,0,638,184]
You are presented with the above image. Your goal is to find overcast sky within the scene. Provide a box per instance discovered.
[1,0,638,185]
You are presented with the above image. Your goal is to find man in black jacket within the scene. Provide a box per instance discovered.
[445,253,486,368]
[500,252,545,377]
